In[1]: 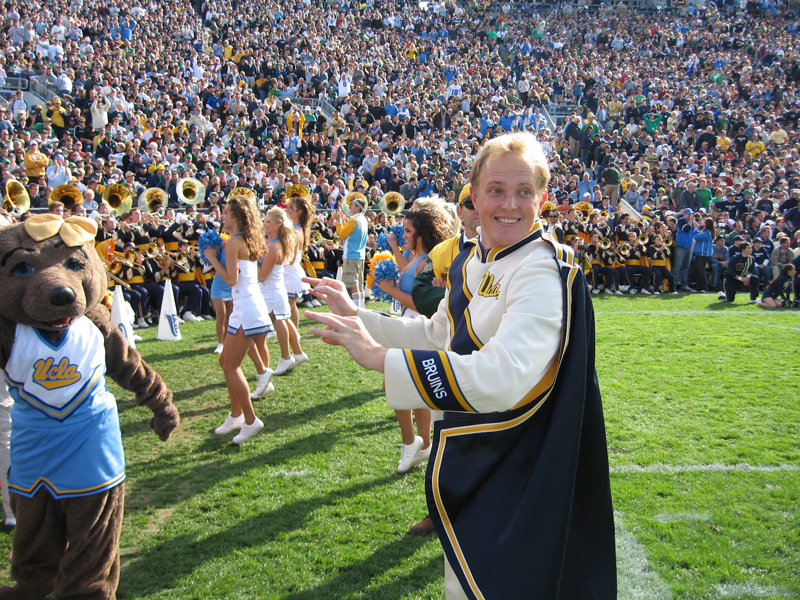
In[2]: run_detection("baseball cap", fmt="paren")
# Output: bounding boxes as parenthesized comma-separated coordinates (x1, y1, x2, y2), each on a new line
(458, 184, 472, 206)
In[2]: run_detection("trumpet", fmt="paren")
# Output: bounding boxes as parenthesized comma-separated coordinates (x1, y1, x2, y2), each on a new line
(619, 245, 631, 258)
(600, 238, 612, 250)
(663, 237, 673, 247)
(600, 210, 610, 219)
(638, 234, 649, 245)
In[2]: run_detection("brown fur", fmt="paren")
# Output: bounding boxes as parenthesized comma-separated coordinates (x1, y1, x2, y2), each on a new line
(0, 221, 179, 598)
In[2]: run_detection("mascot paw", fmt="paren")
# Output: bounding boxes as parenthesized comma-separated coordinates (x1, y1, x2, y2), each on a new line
(149, 405, 180, 441)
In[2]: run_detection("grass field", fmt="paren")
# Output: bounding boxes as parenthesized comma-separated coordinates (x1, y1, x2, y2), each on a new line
(0, 294, 798, 599)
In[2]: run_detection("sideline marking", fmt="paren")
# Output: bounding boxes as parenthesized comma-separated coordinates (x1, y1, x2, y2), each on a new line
(715, 583, 790, 597)
(753, 321, 800, 332)
(616, 511, 673, 600)
(611, 464, 800, 474)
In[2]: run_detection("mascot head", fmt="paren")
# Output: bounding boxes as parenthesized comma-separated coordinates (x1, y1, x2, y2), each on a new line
(0, 214, 105, 331)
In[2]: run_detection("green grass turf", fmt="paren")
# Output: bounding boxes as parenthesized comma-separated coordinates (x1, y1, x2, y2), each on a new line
(0, 294, 797, 599)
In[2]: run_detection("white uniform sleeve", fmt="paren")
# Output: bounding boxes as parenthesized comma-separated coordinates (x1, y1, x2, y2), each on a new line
(367, 254, 563, 414)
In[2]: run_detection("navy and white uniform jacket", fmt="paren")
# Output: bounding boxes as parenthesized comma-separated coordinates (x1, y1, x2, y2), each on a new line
(3, 316, 125, 498)
(357, 221, 616, 600)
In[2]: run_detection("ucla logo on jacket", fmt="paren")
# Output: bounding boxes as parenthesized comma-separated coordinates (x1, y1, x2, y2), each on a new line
(32, 357, 82, 389)
(477, 271, 503, 299)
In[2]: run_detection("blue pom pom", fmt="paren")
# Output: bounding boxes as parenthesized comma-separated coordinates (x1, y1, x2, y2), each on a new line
(376, 227, 406, 252)
(390, 225, 406, 248)
(371, 258, 399, 302)
(197, 230, 224, 267)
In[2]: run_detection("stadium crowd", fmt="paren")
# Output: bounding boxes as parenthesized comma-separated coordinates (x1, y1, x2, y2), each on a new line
(0, 0, 799, 306)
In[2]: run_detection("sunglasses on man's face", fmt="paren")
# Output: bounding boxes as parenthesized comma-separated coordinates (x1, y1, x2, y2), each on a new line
(462, 200, 474, 210)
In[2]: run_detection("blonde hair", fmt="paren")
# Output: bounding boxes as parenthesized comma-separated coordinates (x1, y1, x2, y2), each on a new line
(414, 195, 461, 238)
(266, 207, 297, 264)
(470, 132, 550, 200)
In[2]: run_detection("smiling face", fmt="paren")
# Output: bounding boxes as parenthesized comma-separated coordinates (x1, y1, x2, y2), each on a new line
(472, 152, 542, 249)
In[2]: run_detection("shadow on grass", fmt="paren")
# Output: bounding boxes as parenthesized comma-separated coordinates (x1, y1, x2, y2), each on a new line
(125, 429, 343, 512)
(119, 474, 413, 597)
(266, 387, 386, 428)
(138, 346, 218, 364)
(281, 541, 441, 600)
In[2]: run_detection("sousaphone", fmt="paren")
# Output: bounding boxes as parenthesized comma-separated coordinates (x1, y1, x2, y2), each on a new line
(2, 178, 30, 213)
(379, 191, 405, 216)
(177, 177, 205, 206)
(102, 184, 133, 215)
(137, 187, 168, 213)
(51, 184, 84, 211)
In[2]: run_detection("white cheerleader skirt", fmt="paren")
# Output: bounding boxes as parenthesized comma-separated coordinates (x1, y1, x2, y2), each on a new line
(227, 292, 274, 337)
(259, 280, 291, 320)
(284, 262, 309, 299)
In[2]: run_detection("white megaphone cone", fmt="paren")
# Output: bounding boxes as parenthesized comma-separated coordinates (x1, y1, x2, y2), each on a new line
(110, 285, 136, 349)
(157, 278, 181, 341)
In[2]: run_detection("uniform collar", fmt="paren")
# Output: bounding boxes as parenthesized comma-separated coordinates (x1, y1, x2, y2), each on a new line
(474, 220, 544, 264)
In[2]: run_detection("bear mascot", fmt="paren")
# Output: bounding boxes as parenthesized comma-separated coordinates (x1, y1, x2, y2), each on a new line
(0, 213, 179, 599)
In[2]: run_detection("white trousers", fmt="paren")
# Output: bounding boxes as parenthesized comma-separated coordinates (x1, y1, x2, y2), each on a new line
(0, 383, 14, 525)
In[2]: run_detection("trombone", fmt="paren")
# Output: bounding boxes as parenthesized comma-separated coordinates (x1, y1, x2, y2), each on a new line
(109, 248, 144, 273)
(144, 243, 190, 272)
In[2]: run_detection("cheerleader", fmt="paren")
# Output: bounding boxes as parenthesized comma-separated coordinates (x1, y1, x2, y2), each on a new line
(285, 191, 315, 329)
(203, 195, 273, 445)
(376, 203, 452, 473)
(209, 229, 233, 355)
(259, 207, 308, 376)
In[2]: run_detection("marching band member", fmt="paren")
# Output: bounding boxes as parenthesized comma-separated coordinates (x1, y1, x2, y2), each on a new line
(335, 192, 369, 308)
(118, 242, 151, 329)
(719, 241, 759, 303)
(171, 239, 211, 322)
(646, 234, 676, 294)
(561, 207, 584, 245)
(598, 239, 625, 294)
(304, 132, 615, 600)
(142, 242, 181, 317)
(259, 207, 308, 378)
(624, 231, 653, 295)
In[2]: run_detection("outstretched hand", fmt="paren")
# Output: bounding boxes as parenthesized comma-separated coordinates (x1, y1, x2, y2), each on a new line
(302, 276, 358, 317)
(305, 310, 387, 373)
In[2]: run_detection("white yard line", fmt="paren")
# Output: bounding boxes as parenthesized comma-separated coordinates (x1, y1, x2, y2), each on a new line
(611, 463, 800, 474)
(753, 321, 800, 332)
(616, 511, 673, 600)
(714, 583, 791, 597)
